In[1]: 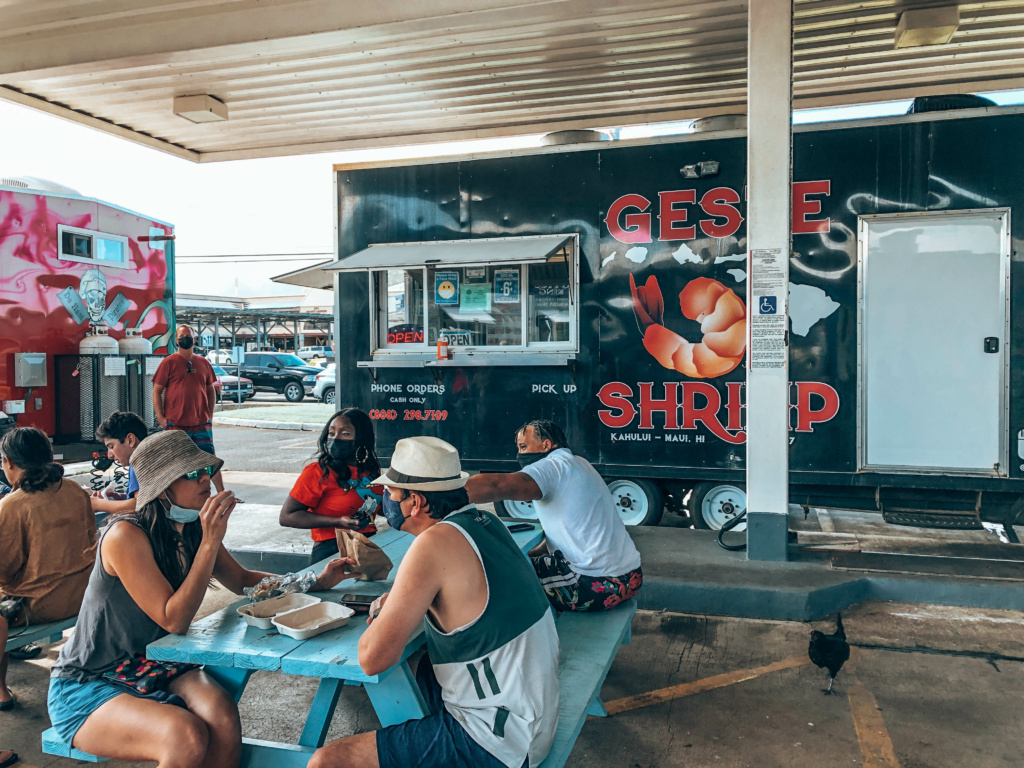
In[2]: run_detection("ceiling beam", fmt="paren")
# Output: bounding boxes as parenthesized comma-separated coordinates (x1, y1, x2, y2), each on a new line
(0, 85, 199, 162)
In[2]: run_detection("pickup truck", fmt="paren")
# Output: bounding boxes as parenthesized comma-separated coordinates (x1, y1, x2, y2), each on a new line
(239, 352, 322, 402)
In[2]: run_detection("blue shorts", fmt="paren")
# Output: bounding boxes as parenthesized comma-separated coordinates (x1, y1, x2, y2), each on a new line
(167, 423, 216, 455)
(47, 675, 125, 745)
(376, 658, 520, 768)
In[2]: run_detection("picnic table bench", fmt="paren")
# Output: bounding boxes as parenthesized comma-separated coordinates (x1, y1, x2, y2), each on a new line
(42, 520, 544, 767)
(539, 599, 637, 768)
(4, 616, 76, 654)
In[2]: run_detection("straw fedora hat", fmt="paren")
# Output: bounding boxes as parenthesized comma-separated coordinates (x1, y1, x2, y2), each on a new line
(372, 436, 469, 492)
(132, 430, 225, 508)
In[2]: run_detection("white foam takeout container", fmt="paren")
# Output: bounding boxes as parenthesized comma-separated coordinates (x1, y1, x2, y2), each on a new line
(237, 593, 322, 629)
(271, 602, 356, 640)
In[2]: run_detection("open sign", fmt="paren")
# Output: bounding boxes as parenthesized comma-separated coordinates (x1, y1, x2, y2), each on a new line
(387, 324, 423, 344)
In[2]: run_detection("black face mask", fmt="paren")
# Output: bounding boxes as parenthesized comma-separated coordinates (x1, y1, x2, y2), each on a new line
(517, 450, 553, 469)
(177, 336, 194, 350)
(326, 438, 356, 462)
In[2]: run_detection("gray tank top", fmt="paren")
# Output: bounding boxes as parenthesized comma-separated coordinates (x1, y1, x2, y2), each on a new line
(51, 517, 168, 681)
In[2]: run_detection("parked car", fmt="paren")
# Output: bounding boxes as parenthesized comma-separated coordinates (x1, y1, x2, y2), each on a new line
(313, 364, 336, 405)
(211, 364, 254, 402)
(206, 350, 237, 365)
(298, 345, 333, 361)
(239, 352, 322, 402)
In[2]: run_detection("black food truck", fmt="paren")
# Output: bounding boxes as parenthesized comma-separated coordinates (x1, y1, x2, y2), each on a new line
(324, 98, 1024, 534)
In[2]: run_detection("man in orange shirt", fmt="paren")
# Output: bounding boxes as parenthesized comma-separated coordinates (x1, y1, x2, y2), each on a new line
(152, 325, 225, 493)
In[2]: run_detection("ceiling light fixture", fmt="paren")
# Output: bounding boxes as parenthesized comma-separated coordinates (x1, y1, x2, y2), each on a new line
(895, 6, 959, 49)
(173, 94, 229, 123)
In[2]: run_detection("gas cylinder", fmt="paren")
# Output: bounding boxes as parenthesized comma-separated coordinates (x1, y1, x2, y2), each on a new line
(118, 329, 155, 426)
(79, 326, 121, 439)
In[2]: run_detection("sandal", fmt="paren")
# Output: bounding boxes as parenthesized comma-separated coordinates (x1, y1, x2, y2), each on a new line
(0, 749, 17, 767)
(0, 695, 14, 712)
(8, 643, 41, 660)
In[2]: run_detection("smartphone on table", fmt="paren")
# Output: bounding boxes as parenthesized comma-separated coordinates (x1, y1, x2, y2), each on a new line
(340, 594, 377, 613)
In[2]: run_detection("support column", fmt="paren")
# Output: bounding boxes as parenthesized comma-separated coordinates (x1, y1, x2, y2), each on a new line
(294, 320, 300, 352)
(745, 0, 792, 561)
(215, 317, 221, 351)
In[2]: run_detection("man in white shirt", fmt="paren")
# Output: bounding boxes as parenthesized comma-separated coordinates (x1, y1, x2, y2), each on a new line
(465, 420, 642, 612)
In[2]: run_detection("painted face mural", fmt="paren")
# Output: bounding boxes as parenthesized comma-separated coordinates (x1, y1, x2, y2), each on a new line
(79, 267, 108, 322)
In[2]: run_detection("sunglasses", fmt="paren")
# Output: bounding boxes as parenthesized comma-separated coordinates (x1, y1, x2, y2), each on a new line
(184, 465, 217, 481)
(186, 360, 193, 374)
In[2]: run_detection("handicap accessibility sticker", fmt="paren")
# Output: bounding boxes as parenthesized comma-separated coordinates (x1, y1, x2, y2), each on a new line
(759, 295, 777, 315)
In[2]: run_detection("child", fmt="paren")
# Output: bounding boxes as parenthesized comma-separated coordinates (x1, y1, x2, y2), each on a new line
(90, 412, 148, 516)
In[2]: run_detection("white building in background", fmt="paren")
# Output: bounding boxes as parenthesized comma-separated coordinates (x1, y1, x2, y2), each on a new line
(177, 287, 334, 353)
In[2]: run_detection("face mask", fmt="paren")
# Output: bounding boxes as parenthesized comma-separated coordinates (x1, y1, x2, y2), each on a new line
(518, 450, 553, 469)
(326, 438, 356, 462)
(382, 492, 407, 531)
(177, 336, 194, 350)
(163, 498, 200, 524)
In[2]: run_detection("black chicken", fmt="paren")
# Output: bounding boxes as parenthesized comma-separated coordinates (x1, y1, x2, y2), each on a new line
(808, 614, 850, 695)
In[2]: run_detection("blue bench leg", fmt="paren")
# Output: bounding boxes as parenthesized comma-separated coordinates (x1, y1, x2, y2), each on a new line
(298, 678, 344, 748)
(586, 695, 608, 718)
(204, 666, 254, 704)
(365, 661, 430, 727)
(49, 632, 65, 643)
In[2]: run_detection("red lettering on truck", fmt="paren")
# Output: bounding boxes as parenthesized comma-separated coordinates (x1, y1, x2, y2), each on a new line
(596, 380, 840, 442)
(604, 182, 831, 243)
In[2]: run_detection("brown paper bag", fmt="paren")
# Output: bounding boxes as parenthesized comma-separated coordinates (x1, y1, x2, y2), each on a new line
(335, 529, 394, 582)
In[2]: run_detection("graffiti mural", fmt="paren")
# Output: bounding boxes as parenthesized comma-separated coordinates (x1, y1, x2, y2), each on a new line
(0, 188, 174, 433)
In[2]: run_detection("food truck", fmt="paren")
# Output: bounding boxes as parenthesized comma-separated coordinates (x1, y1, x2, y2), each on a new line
(325, 99, 1024, 531)
(0, 178, 174, 446)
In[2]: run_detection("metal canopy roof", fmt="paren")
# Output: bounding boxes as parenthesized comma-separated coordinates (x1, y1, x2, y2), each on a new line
(2, 0, 1023, 163)
(327, 235, 573, 273)
(273, 260, 338, 291)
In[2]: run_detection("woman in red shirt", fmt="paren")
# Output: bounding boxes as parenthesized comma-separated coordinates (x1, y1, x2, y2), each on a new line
(279, 408, 384, 565)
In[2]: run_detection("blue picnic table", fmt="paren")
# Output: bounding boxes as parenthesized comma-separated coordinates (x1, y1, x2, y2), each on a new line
(146, 521, 544, 768)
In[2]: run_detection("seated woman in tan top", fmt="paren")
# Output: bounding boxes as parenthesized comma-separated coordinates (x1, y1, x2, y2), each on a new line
(0, 427, 97, 711)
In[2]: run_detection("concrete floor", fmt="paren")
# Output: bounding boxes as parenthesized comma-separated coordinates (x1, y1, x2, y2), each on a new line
(5, 601, 1024, 767)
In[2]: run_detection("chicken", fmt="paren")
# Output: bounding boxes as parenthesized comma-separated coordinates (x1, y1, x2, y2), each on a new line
(808, 614, 850, 695)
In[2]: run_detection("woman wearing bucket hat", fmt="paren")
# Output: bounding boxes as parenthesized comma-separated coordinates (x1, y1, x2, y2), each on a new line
(309, 437, 559, 768)
(46, 430, 356, 767)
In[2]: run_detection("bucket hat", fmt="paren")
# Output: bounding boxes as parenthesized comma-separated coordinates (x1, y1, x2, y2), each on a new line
(372, 436, 468, 492)
(132, 430, 224, 508)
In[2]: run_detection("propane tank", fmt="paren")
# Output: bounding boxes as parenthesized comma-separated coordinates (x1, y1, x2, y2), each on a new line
(117, 328, 151, 355)
(118, 329, 155, 426)
(79, 326, 121, 440)
(79, 325, 119, 355)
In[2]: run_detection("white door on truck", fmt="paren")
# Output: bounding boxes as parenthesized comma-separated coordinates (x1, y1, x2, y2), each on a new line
(859, 209, 1009, 474)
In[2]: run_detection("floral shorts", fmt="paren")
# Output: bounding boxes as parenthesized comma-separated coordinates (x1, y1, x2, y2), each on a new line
(530, 550, 642, 612)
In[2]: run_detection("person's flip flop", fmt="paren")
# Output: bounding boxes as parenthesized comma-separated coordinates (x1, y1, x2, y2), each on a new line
(0, 748, 18, 767)
(0, 695, 15, 712)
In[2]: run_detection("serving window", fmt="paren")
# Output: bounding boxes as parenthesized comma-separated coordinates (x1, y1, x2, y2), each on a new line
(362, 235, 578, 359)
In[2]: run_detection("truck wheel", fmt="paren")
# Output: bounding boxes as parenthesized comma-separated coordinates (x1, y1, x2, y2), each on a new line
(689, 482, 747, 531)
(322, 387, 336, 405)
(607, 479, 663, 526)
(283, 382, 305, 402)
(494, 499, 537, 519)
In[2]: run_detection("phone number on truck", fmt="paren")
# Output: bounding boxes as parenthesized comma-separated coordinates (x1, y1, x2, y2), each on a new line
(369, 409, 448, 421)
